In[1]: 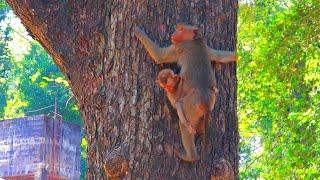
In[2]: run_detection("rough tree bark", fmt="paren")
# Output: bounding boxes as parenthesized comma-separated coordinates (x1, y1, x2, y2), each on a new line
(7, 0, 238, 179)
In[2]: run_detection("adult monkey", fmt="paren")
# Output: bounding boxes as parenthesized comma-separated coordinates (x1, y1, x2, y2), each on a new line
(134, 23, 237, 162)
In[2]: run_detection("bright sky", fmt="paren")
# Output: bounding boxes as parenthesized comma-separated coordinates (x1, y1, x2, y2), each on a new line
(1, 11, 33, 62)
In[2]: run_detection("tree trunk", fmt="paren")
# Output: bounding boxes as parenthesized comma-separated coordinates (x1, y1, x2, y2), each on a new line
(7, 0, 238, 179)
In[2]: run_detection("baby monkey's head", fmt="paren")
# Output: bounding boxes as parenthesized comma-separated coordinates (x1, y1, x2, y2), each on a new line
(156, 69, 181, 93)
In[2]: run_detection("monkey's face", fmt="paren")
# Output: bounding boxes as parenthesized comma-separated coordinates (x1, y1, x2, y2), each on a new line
(156, 70, 180, 92)
(157, 77, 168, 89)
(165, 76, 180, 92)
(171, 24, 199, 44)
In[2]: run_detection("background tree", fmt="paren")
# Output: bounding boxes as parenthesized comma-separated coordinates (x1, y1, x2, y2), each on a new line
(7, 1, 238, 179)
(0, 1, 12, 117)
(238, 0, 320, 178)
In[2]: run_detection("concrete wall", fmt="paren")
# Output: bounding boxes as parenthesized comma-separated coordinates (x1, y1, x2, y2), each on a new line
(0, 115, 81, 180)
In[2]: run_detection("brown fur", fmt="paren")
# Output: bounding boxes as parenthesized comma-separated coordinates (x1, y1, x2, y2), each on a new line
(134, 24, 233, 162)
(156, 69, 196, 134)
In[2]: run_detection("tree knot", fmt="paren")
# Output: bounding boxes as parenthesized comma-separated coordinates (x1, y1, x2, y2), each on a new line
(210, 158, 234, 180)
(104, 142, 129, 180)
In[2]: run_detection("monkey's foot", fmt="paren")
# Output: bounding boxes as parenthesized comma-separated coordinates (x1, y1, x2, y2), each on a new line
(164, 143, 200, 162)
(187, 124, 196, 135)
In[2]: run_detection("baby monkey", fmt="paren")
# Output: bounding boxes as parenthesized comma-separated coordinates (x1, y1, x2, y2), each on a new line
(156, 68, 218, 162)
(156, 69, 196, 134)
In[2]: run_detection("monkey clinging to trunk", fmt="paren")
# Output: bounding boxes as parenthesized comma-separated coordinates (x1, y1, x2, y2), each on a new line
(156, 69, 196, 135)
(134, 23, 236, 162)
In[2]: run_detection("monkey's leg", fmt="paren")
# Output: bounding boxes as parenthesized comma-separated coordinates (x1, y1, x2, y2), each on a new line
(209, 86, 218, 111)
(197, 87, 217, 160)
(197, 95, 212, 161)
(164, 122, 199, 162)
(197, 119, 205, 135)
(178, 121, 200, 162)
(175, 101, 196, 134)
(201, 115, 209, 161)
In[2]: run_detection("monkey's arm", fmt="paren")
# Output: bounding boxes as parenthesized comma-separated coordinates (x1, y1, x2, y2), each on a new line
(134, 27, 177, 64)
(206, 46, 237, 63)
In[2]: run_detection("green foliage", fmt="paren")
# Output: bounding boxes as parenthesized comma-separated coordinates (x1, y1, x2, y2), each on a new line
(0, 10, 81, 124)
(80, 138, 88, 179)
(17, 42, 82, 124)
(0, 2, 12, 117)
(0, 0, 7, 9)
(238, 0, 320, 178)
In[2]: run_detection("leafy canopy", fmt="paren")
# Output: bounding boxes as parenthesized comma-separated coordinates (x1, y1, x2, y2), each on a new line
(238, 0, 320, 178)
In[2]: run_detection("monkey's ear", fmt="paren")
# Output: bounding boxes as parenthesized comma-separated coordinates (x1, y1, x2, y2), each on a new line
(192, 27, 199, 34)
(192, 27, 201, 39)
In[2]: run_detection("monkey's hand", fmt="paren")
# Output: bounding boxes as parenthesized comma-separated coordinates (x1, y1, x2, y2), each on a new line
(133, 27, 146, 38)
(230, 53, 238, 61)
(187, 124, 196, 135)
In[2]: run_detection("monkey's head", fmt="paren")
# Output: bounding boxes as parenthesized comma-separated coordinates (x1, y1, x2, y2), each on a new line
(171, 23, 200, 44)
(156, 69, 181, 92)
